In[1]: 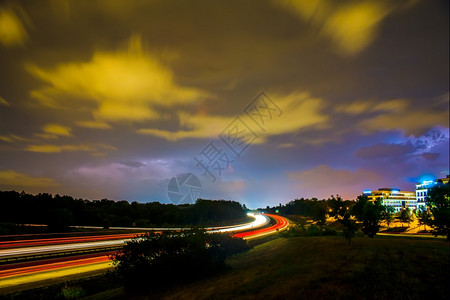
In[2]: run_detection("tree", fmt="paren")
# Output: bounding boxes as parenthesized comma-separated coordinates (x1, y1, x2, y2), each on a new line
(46, 208, 74, 232)
(417, 209, 432, 231)
(328, 195, 357, 245)
(110, 229, 250, 290)
(328, 195, 348, 218)
(352, 195, 384, 238)
(425, 181, 450, 241)
(341, 213, 357, 245)
(352, 194, 369, 221)
(311, 201, 327, 228)
(360, 198, 384, 238)
(381, 206, 395, 228)
(398, 208, 412, 227)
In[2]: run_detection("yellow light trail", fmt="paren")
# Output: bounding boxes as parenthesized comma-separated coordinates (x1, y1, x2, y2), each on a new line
(0, 257, 112, 289)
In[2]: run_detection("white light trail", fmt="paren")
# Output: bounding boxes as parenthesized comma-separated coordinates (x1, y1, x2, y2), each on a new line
(209, 213, 269, 233)
(0, 239, 129, 259)
(0, 213, 269, 259)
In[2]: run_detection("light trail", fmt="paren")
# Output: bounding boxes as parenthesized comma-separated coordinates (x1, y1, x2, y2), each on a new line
(0, 256, 111, 289)
(209, 213, 270, 233)
(0, 255, 110, 278)
(234, 213, 289, 239)
(0, 239, 129, 259)
(71, 214, 260, 231)
(0, 233, 141, 249)
(0, 213, 266, 260)
(0, 213, 280, 290)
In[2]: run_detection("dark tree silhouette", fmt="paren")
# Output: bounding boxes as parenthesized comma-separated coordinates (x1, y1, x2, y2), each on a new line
(425, 181, 450, 241)
(0, 191, 247, 233)
(381, 206, 395, 228)
(328, 195, 357, 245)
(417, 209, 432, 231)
(359, 198, 384, 238)
(110, 229, 250, 290)
(398, 208, 413, 227)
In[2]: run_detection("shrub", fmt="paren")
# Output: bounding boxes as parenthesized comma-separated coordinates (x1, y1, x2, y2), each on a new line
(110, 228, 250, 291)
(306, 224, 323, 236)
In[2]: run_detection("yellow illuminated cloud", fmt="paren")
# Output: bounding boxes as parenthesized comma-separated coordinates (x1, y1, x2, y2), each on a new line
(263, 92, 328, 137)
(138, 113, 232, 141)
(0, 134, 31, 143)
(336, 98, 409, 115)
(25, 143, 116, 154)
(34, 133, 59, 140)
(0, 135, 13, 142)
(323, 2, 390, 55)
(0, 8, 28, 47)
(26, 144, 92, 153)
(0, 170, 59, 187)
(276, 0, 401, 55)
(361, 110, 449, 136)
(339, 98, 449, 136)
(42, 124, 72, 136)
(27, 35, 208, 122)
(76, 120, 112, 129)
(138, 92, 328, 142)
(0, 96, 10, 106)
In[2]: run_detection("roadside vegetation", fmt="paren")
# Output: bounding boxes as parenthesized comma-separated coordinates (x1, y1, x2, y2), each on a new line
(110, 229, 250, 291)
(0, 181, 448, 299)
(146, 235, 449, 300)
(2, 233, 448, 300)
(0, 190, 248, 233)
(269, 180, 450, 243)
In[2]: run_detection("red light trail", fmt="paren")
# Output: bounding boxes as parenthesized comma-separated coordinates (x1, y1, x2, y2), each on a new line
(0, 214, 288, 290)
(234, 213, 288, 238)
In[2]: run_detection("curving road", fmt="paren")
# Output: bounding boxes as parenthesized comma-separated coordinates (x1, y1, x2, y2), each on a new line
(0, 213, 288, 291)
(0, 233, 141, 249)
(234, 213, 289, 239)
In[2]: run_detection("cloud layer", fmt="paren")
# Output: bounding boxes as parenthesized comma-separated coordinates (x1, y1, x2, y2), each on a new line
(0, 1, 448, 207)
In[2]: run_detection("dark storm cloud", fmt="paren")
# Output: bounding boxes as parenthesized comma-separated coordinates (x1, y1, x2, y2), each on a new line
(355, 142, 416, 159)
(119, 161, 146, 168)
(420, 153, 440, 161)
(0, 0, 448, 206)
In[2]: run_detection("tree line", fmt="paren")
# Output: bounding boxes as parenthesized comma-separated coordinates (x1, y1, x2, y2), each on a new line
(267, 181, 450, 244)
(111, 228, 250, 291)
(0, 190, 247, 232)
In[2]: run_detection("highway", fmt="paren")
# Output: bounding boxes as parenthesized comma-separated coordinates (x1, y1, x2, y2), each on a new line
(0, 213, 288, 291)
(0, 233, 140, 249)
(235, 213, 289, 239)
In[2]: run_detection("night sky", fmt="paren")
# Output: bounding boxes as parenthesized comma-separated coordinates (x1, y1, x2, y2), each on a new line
(0, 0, 448, 208)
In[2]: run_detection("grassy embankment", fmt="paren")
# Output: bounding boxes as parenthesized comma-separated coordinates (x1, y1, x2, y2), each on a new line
(2, 227, 449, 299)
(143, 235, 449, 300)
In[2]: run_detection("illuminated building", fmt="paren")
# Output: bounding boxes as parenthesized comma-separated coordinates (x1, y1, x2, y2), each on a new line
(363, 188, 416, 212)
(415, 175, 450, 211)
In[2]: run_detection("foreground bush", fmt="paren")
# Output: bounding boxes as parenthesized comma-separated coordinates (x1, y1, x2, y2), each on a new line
(110, 229, 250, 290)
(282, 224, 337, 237)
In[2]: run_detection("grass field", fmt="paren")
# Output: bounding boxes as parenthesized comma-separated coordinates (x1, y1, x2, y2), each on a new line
(2, 234, 449, 299)
(136, 235, 450, 300)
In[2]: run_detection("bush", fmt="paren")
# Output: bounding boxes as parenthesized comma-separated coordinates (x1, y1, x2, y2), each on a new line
(281, 224, 337, 238)
(110, 228, 250, 291)
(322, 227, 338, 236)
(61, 285, 85, 299)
